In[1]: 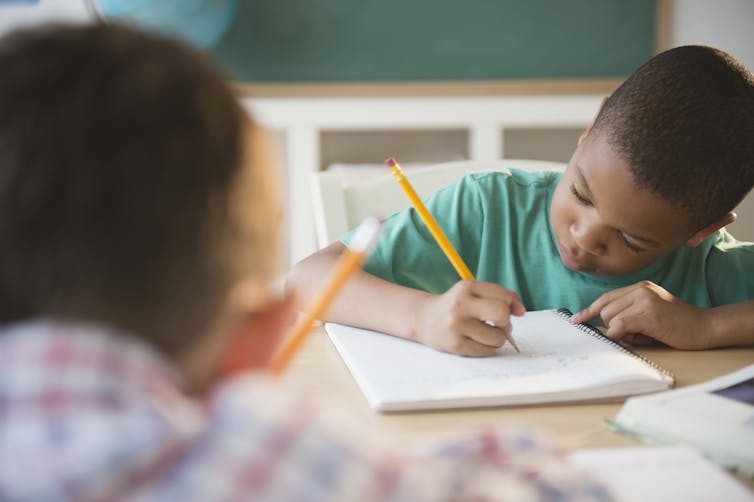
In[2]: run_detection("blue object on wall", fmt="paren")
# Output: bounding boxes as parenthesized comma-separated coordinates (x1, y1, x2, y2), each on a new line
(89, 0, 238, 49)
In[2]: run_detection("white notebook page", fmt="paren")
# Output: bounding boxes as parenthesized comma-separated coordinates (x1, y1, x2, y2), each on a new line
(326, 310, 673, 410)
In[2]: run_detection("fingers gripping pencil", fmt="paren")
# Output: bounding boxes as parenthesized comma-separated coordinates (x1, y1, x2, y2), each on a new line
(385, 157, 520, 353)
(269, 217, 382, 374)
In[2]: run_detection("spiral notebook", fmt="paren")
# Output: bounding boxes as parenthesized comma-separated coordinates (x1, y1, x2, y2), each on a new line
(325, 309, 675, 411)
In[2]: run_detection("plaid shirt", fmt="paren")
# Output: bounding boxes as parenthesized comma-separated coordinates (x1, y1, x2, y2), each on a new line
(0, 321, 613, 501)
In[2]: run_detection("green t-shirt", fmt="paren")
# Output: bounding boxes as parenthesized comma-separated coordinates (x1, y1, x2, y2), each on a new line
(341, 167, 754, 313)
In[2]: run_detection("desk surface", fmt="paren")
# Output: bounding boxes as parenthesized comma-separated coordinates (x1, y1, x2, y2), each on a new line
(281, 328, 754, 487)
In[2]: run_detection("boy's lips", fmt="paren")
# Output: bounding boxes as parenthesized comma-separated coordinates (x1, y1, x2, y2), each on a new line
(558, 242, 590, 272)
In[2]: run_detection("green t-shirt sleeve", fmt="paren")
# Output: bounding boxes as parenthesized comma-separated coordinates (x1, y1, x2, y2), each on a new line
(339, 174, 485, 294)
(705, 232, 754, 305)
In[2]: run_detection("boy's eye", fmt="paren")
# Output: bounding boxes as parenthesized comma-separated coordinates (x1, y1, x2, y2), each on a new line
(569, 183, 646, 253)
(570, 184, 592, 206)
(617, 231, 646, 253)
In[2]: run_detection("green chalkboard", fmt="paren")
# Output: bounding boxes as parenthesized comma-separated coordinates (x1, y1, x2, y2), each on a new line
(211, 0, 657, 82)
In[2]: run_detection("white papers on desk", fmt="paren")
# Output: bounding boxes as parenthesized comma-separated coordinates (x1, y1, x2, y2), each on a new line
(570, 446, 753, 502)
(611, 364, 754, 475)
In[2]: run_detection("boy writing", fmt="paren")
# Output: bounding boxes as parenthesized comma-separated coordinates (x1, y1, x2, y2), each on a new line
(0, 25, 610, 501)
(290, 45, 754, 355)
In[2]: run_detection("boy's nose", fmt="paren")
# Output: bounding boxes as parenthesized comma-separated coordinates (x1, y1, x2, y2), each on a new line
(570, 219, 608, 256)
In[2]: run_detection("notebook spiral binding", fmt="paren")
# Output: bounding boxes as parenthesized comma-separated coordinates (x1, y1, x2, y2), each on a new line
(555, 308, 675, 382)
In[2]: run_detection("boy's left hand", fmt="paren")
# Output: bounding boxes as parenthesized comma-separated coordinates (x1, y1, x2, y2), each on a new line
(571, 281, 712, 350)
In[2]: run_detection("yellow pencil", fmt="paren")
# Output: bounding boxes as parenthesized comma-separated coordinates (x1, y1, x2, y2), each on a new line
(386, 157, 520, 353)
(269, 217, 382, 374)
(386, 157, 473, 280)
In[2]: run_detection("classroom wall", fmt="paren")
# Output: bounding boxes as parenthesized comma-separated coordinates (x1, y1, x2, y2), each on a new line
(668, 0, 754, 69)
(0, 0, 89, 36)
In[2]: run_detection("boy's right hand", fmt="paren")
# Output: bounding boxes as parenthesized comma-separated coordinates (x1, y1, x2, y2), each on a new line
(413, 280, 526, 356)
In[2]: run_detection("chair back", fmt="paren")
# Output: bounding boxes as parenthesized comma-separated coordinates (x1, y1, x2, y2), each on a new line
(311, 159, 566, 248)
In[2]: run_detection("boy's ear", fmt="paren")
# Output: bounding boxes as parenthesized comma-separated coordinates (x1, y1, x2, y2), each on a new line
(216, 293, 296, 380)
(684, 212, 737, 247)
(578, 95, 609, 146)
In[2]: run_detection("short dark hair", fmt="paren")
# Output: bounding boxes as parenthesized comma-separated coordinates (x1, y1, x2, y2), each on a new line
(592, 45, 754, 230)
(0, 24, 245, 353)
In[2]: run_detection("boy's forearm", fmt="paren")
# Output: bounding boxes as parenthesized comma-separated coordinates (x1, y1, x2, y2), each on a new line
(286, 243, 430, 340)
(326, 268, 432, 340)
(707, 300, 754, 347)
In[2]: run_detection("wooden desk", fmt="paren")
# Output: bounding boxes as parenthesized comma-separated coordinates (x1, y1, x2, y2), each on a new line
(281, 328, 754, 488)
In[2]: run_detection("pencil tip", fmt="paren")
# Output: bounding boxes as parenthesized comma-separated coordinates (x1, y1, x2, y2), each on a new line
(385, 157, 397, 167)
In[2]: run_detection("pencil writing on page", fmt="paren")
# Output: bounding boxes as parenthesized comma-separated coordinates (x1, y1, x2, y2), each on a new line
(269, 217, 382, 374)
(385, 157, 520, 353)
